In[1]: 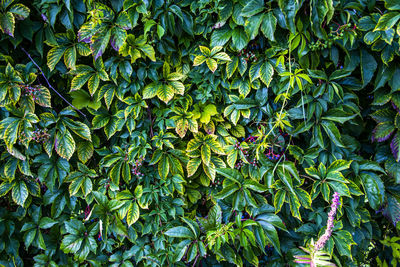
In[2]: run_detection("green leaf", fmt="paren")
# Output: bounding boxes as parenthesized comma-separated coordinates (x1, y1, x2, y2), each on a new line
(4, 118, 20, 150)
(91, 29, 111, 60)
(322, 108, 356, 124)
(232, 28, 249, 51)
(187, 158, 201, 177)
(243, 180, 268, 192)
(333, 230, 356, 259)
(157, 84, 174, 103)
(226, 57, 239, 78)
(158, 155, 170, 179)
(373, 122, 395, 142)
(374, 12, 400, 31)
(213, 52, 231, 61)
(12, 180, 28, 206)
(386, 0, 400, 10)
(77, 141, 94, 164)
(359, 49, 377, 88)
(241, 0, 265, 17)
(55, 129, 76, 160)
(39, 217, 58, 229)
(127, 202, 139, 226)
(0, 12, 15, 37)
(211, 28, 232, 47)
(260, 62, 274, 86)
(329, 181, 350, 197)
(215, 183, 239, 199)
(261, 12, 277, 41)
(274, 190, 286, 213)
(244, 14, 263, 40)
(360, 172, 385, 210)
(216, 168, 242, 183)
(327, 160, 351, 173)
(249, 62, 262, 82)
(321, 120, 345, 147)
(47, 46, 67, 71)
(64, 47, 77, 70)
(142, 83, 159, 99)
(165, 226, 195, 239)
(34, 86, 51, 107)
(9, 4, 30, 19)
(138, 44, 156, 61)
(206, 58, 218, 72)
(193, 55, 207, 66)
(63, 119, 91, 141)
(199, 46, 211, 56)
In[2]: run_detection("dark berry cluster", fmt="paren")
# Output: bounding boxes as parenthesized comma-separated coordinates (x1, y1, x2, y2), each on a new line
(266, 147, 281, 161)
(238, 49, 257, 62)
(19, 129, 50, 144)
(211, 177, 222, 188)
(105, 179, 110, 191)
(234, 142, 249, 157)
(131, 157, 144, 177)
(235, 159, 245, 169)
(84, 205, 91, 219)
(20, 85, 42, 101)
(250, 158, 258, 167)
(241, 211, 253, 220)
(243, 135, 258, 144)
(248, 42, 261, 51)
(233, 135, 260, 169)
(266, 129, 289, 161)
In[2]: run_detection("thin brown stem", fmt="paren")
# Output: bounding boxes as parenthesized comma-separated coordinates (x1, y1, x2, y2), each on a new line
(21, 48, 87, 119)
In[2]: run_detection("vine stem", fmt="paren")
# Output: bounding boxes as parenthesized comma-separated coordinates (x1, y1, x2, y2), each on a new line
(260, 39, 293, 148)
(192, 243, 209, 267)
(21, 48, 87, 119)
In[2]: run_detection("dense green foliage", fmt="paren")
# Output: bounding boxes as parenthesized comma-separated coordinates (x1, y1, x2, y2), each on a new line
(0, 0, 400, 266)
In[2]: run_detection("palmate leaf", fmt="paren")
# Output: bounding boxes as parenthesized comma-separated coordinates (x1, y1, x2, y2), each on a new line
(12, 180, 29, 206)
(0, 12, 15, 37)
(34, 86, 51, 107)
(176, 119, 189, 138)
(91, 29, 111, 60)
(142, 82, 159, 99)
(55, 129, 76, 160)
(77, 141, 94, 163)
(193, 55, 207, 66)
(373, 121, 395, 142)
(138, 44, 156, 61)
(260, 61, 274, 86)
(126, 202, 139, 226)
(9, 4, 30, 19)
(206, 58, 218, 72)
(391, 132, 400, 161)
(158, 155, 170, 179)
(261, 12, 277, 41)
(3, 118, 20, 150)
(157, 84, 175, 103)
(64, 47, 77, 70)
(165, 226, 195, 239)
(187, 157, 201, 177)
(47, 47, 67, 71)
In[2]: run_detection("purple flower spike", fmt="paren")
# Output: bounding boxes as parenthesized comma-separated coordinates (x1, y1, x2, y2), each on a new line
(314, 192, 340, 252)
(41, 13, 48, 22)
